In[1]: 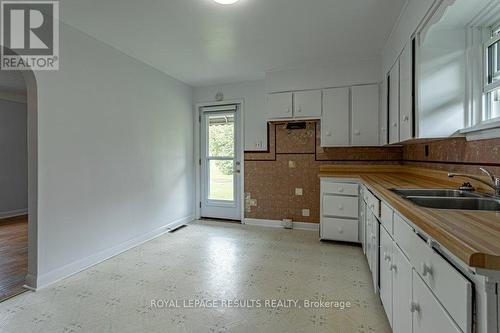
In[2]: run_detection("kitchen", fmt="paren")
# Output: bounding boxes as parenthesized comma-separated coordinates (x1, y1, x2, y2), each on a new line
(0, 0, 499, 332)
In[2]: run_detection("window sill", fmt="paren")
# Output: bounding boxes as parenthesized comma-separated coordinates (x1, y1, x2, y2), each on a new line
(460, 119, 500, 141)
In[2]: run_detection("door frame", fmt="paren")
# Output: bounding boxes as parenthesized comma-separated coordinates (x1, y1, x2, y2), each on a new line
(194, 99, 245, 222)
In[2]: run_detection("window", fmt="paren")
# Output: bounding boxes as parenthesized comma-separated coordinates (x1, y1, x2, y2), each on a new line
(484, 31, 500, 121)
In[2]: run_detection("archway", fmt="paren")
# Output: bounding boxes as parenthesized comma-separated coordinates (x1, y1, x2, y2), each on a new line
(0, 48, 38, 295)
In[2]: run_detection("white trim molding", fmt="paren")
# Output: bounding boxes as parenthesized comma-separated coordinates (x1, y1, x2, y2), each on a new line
(0, 209, 28, 219)
(34, 215, 195, 289)
(244, 218, 319, 231)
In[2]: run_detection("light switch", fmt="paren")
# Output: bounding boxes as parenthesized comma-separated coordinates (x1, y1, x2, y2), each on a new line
(302, 209, 310, 217)
(288, 160, 296, 168)
(295, 188, 303, 196)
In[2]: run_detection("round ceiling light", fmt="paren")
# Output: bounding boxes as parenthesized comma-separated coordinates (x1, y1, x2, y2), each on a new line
(213, 0, 240, 4)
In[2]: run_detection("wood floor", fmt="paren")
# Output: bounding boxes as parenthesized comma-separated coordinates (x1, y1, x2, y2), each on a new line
(0, 215, 28, 301)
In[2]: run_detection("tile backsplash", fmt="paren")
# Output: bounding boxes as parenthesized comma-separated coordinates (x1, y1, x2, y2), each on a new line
(244, 122, 500, 223)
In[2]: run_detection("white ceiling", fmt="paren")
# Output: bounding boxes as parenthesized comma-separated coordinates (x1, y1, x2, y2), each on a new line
(60, 0, 405, 87)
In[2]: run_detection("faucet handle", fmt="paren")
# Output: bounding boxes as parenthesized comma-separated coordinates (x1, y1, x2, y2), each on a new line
(480, 167, 496, 183)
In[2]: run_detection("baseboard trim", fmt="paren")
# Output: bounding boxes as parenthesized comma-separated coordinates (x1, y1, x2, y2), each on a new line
(0, 209, 28, 219)
(243, 218, 319, 231)
(35, 215, 195, 289)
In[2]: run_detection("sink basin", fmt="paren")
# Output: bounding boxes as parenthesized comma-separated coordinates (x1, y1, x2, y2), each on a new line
(405, 197, 500, 211)
(391, 188, 482, 198)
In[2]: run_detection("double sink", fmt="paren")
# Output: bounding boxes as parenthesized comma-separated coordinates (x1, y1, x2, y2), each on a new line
(391, 189, 500, 211)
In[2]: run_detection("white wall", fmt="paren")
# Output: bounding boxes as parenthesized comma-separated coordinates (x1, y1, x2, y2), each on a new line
(266, 59, 382, 93)
(193, 80, 267, 151)
(32, 23, 195, 286)
(0, 98, 27, 217)
(418, 28, 466, 137)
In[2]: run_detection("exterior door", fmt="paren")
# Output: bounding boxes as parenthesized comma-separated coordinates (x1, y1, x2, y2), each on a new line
(200, 105, 242, 220)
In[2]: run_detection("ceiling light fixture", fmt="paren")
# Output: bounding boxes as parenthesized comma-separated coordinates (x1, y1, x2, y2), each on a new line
(213, 0, 240, 5)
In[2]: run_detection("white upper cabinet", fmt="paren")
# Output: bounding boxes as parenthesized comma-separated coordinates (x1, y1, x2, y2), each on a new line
(321, 87, 350, 147)
(294, 90, 322, 119)
(399, 42, 413, 142)
(389, 61, 400, 144)
(351, 84, 380, 146)
(266, 92, 293, 119)
(266, 90, 321, 120)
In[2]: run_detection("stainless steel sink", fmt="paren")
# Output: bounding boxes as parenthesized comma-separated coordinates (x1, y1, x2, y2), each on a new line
(391, 188, 482, 198)
(391, 188, 500, 211)
(405, 197, 500, 211)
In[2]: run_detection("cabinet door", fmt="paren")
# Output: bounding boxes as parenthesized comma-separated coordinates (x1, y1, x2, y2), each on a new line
(399, 42, 413, 142)
(266, 92, 292, 119)
(321, 87, 349, 147)
(379, 226, 393, 325)
(351, 84, 380, 146)
(370, 216, 379, 291)
(359, 198, 366, 252)
(389, 61, 400, 144)
(412, 271, 462, 333)
(392, 244, 413, 333)
(294, 90, 322, 118)
(365, 212, 373, 271)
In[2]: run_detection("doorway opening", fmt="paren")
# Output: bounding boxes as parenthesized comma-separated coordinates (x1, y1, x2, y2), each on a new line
(0, 60, 38, 300)
(198, 103, 243, 221)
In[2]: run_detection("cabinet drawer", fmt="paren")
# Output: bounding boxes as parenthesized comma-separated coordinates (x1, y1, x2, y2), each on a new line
(393, 214, 415, 260)
(380, 202, 394, 235)
(321, 217, 358, 242)
(366, 191, 380, 217)
(323, 195, 359, 218)
(412, 233, 472, 333)
(322, 182, 359, 196)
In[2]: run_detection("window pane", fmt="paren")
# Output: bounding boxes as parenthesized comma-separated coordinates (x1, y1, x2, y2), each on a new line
(487, 88, 500, 120)
(208, 113, 234, 157)
(487, 39, 500, 85)
(208, 160, 234, 201)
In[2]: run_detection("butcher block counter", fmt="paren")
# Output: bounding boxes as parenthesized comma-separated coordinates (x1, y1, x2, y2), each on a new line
(319, 164, 500, 270)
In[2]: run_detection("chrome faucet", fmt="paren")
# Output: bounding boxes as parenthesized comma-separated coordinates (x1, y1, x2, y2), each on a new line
(448, 167, 500, 196)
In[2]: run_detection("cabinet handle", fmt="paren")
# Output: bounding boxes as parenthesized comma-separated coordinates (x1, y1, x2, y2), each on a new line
(354, 130, 361, 136)
(421, 262, 432, 277)
(338, 187, 344, 193)
(403, 115, 409, 122)
(384, 252, 391, 261)
(286, 108, 290, 113)
(390, 264, 397, 271)
(325, 131, 332, 137)
(392, 122, 398, 127)
(297, 107, 302, 113)
(409, 300, 420, 313)
(338, 227, 343, 234)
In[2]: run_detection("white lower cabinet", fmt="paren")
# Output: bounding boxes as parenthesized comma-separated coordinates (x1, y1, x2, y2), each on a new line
(355, 185, 474, 333)
(412, 270, 462, 333)
(320, 179, 359, 242)
(379, 225, 393, 325)
(392, 243, 413, 333)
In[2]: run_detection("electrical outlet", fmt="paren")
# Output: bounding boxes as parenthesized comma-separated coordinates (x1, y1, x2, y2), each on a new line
(302, 209, 310, 217)
(250, 199, 257, 207)
(255, 140, 263, 149)
(288, 160, 296, 168)
(295, 188, 303, 196)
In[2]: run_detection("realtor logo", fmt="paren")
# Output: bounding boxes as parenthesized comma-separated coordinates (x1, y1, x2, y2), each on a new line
(1, 0, 59, 70)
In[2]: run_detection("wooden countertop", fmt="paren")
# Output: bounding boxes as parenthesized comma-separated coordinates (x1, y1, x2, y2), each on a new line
(319, 165, 500, 270)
